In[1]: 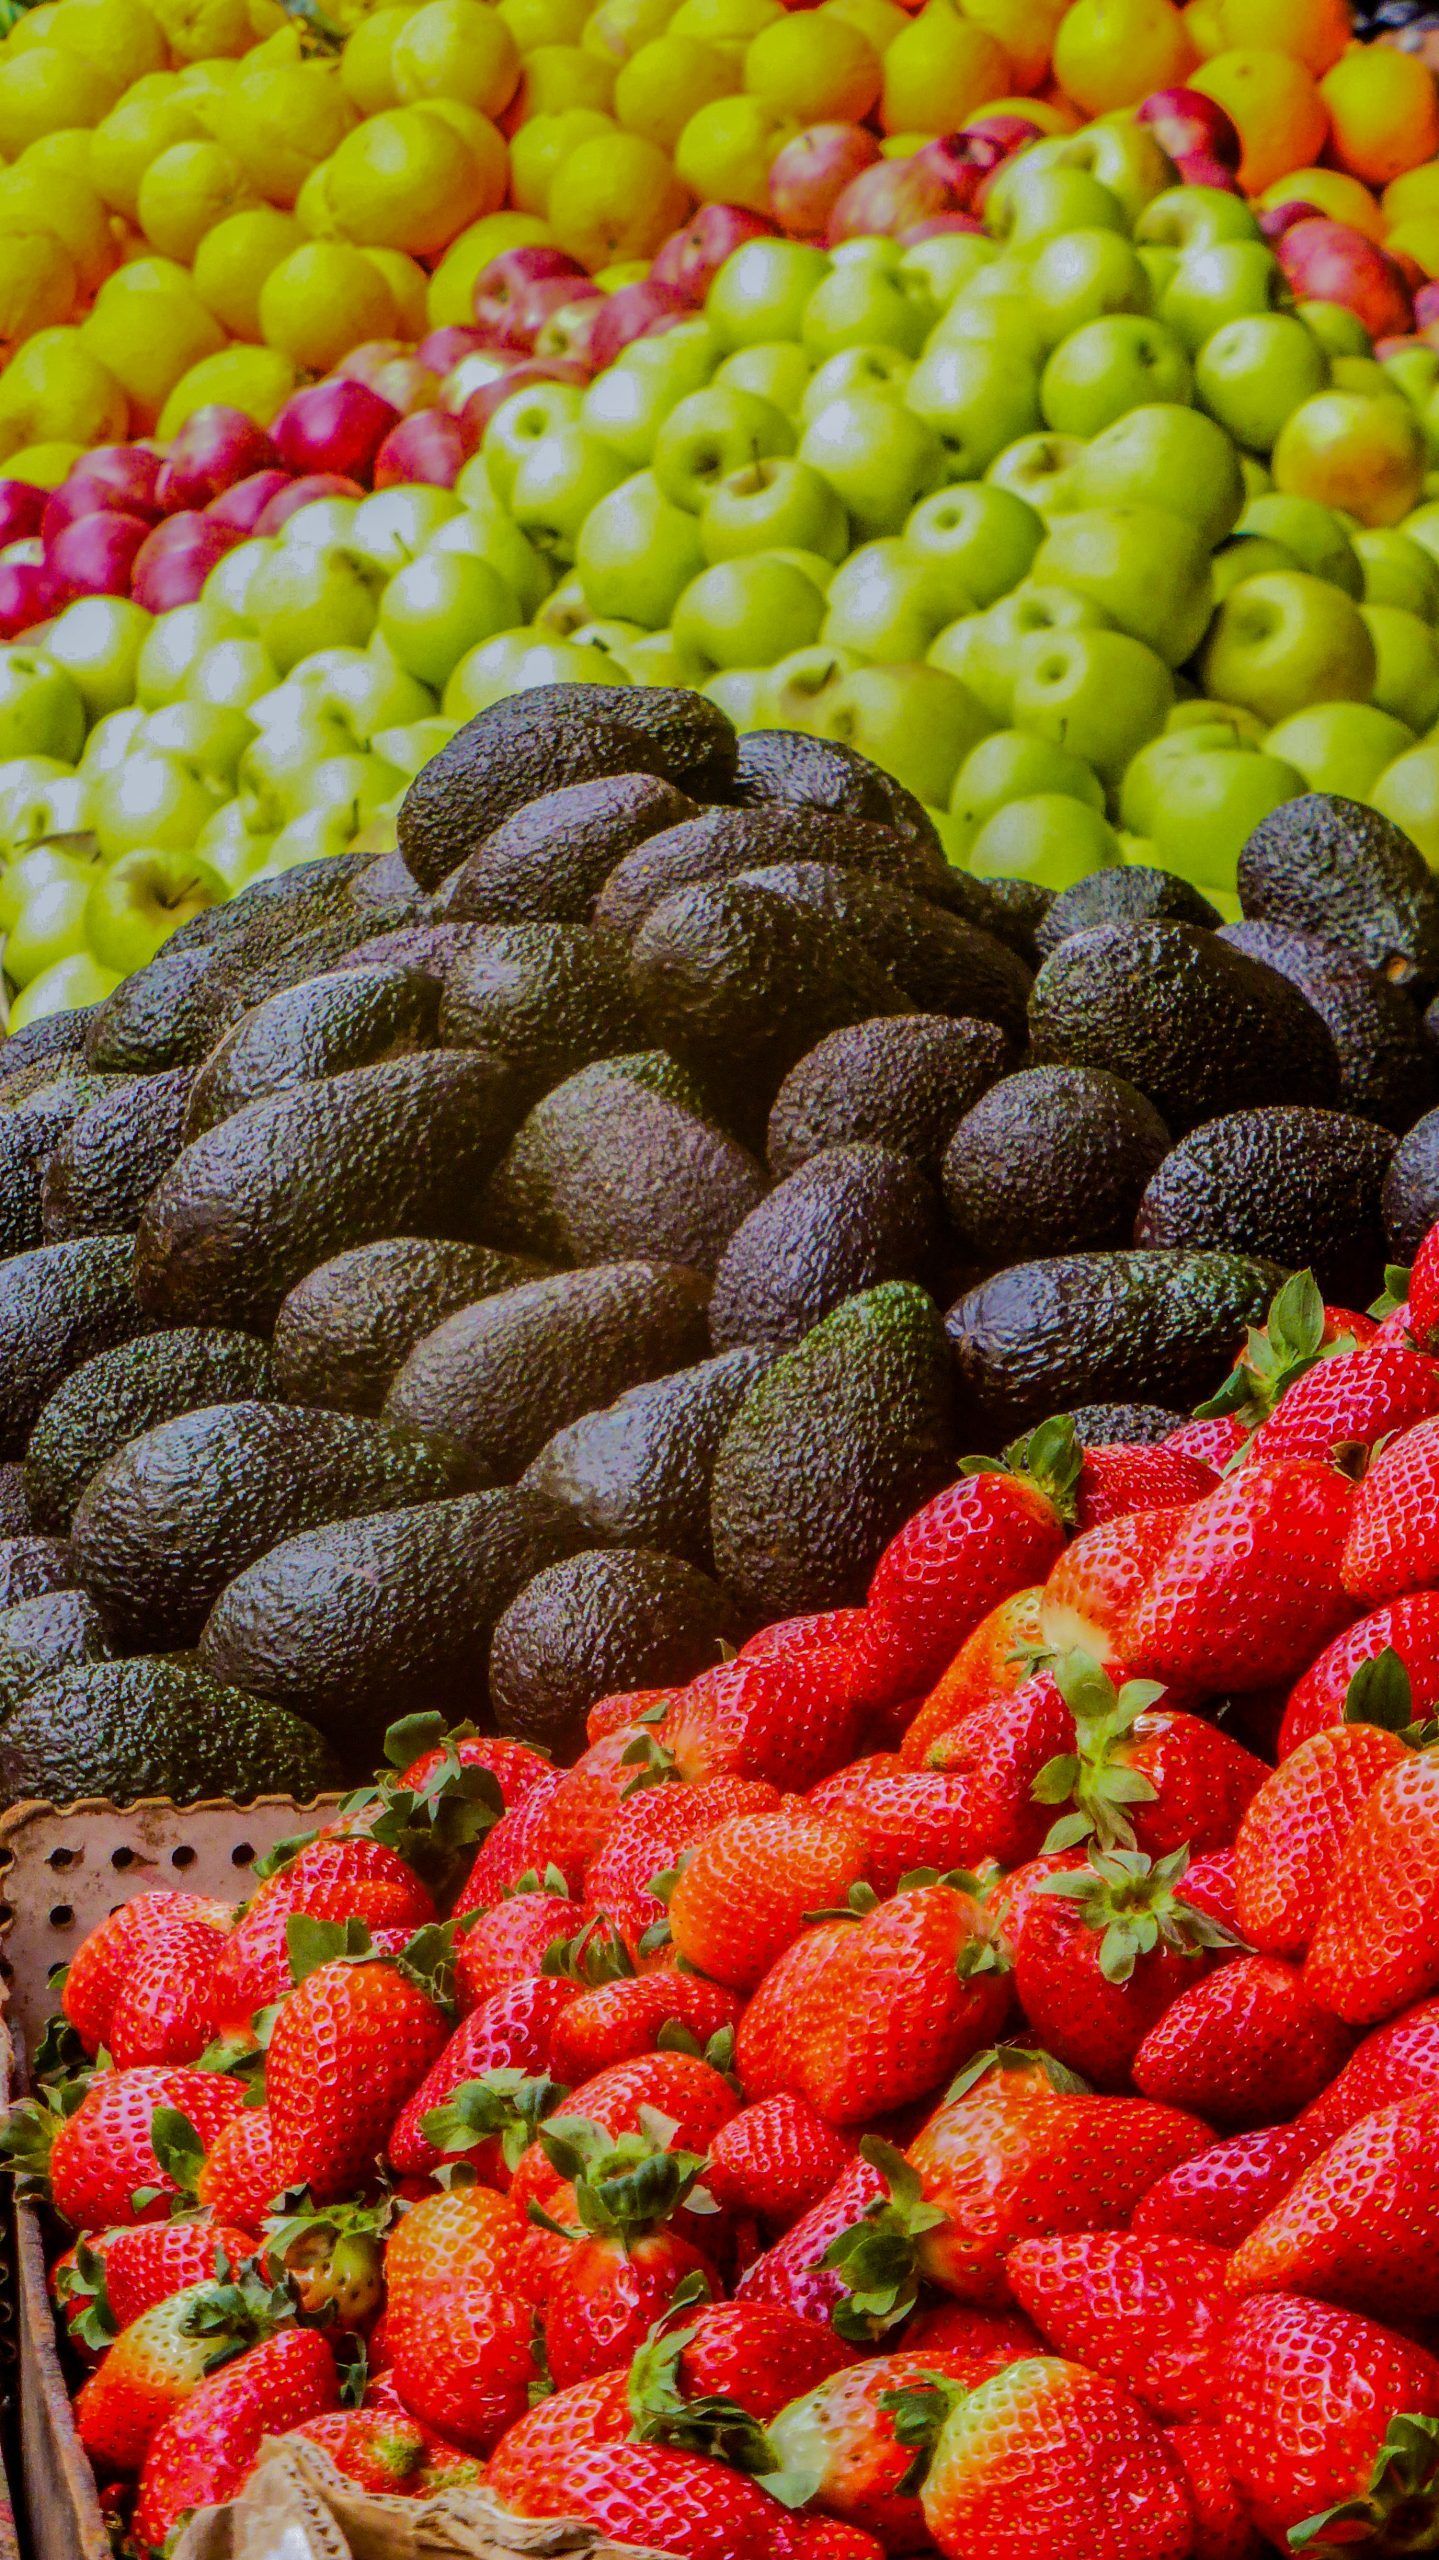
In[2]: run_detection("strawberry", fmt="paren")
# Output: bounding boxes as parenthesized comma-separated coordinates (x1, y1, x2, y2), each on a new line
(537, 2120, 719, 2391)
(1301, 1996, 1439, 2143)
(705, 2095, 859, 2229)
(896, 1585, 1046, 1771)
(1411, 1220, 1439, 1351)
(736, 2156, 890, 2330)
(131, 2326, 338, 2554)
(1236, 1670, 1417, 1960)
(862, 1419, 1077, 1696)
(1218, 2292, 1439, 2552)
(3, 2067, 247, 2232)
(583, 1775, 780, 1953)
(507, 2050, 739, 2228)
(916, 2355, 1195, 2560)
(1132, 1954, 1354, 2126)
(263, 2194, 390, 2332)
(807, 1759, 982, 1896)
(1193, 1275, 1374, 1434)
(458, 1743, 630, 1907)
(383, 2183, 543, 2452)
(485, 2369, 632, 2486)
(1027, 1652, 1267, 1861)
(454, 1887, 582, 2011)
(901, 2302, 1044, 2360)
(107, 1919, 229, 2071)
(265, 1926, 451, 2201)
(195, 2106, 280, 2233)
(63, 1894, 231, 2056)
(394, 1728, 550, 1806)
(1120, 1456, 1356, 1692)
(1303, 1748, 1439, 2022)
(1226, 2090, 1439, 2318)
(210, 1838, 435, 2036)
(96, 2220, 260, 2337)
(667, 1805, 873, 1991)
(1279, 1591, 1439, 1755)
(1074, 1439, 1218, 1529)
(489, 2431, 785, 2560)
(1161, 2421, 1262, 2560)
(74, 2260, 285, 2474)
(1165, 1417, 1248, 1469)
(631, 2297, 855, 2428)
(1035, 1507, 1192, 1664)
(1246, 1343, 1439, 1465)
(999, 1845, 1232, 2089)
(773, 2520, 885, 2560)
(766, 2344, 1031, 2551)
(918, 1669, 1074, 1862)
(1178, 1849, 1240, 1936)
(1005, 2233, 1234, 2424)
(1130, 2119, 1329, 2250)
(387, 1977, 575, 2174)
(631, 1645, 867, 1795)
(1343, 1413, 1439, 1603)
(735, 1876, 1012, 2129)
(550, 1964, 742, 2084)
(589, 1687, 683, 1744)
(284, 2406, 429, 2496)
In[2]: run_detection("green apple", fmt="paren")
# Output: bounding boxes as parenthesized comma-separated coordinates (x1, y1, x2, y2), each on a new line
(203, 537, 276, 620)
(533, 572, 590, 638)
(948, 726, 1104, 851)
(1273, 387, 1426, 531)
(1200, 569, 1377, 728)
(819, 540, 957, 662)
(291, 749, 405, 823)
(279, 496, 361, 559)
(672, 553, 826, 669)
(703, 668, 772, 729)
(181, 637, 281, 713)
(905, 340, 1043, 476)
(1264, 701, 1416, 800)
(239, 706, 357, 819)
(970, 791, 1122, 888)
(1373, 744, 1439, 860)
(1299, 299, 1371, 358)
(247, 544, 386, 674)
(799, 393, 944, 540)
(803, 660, 992, 807)
(453, 635, 630, 716)
(1194, 314, 1330, 453)
(988, 164, 1126, 251)
(570, 471, 703, 628)
(0, 764, 89, 855)
(1166, 696, 1269, 743)
(903, 484, 1040, 612)
(1027, 228, 1151, 349)
(1159, 241, 1288, 354)
(1209, 534, 1301, 602)
(4, 867, 96, 986)
(0, 651, 86, 766)
(6, 951, 119, 1030)
(714, 340, 813, 413)
(1121, 726, 1255, 831)
(698, 457, 848, 567)
(1240, 456, 1274, 499)
(985, 433, 1085, 517)
(195, 798, 273, 887)
(707, 238, 831, 349)
(0, 837, 103, 933)
(652, 386, 795, 515)
(1034, 503, 1213, 666)
(90, 747, 226, 862)
(141, 702, 255, 782)
(1143, 745, 1306, 890)
(304, 648, 434, 740)
(1331, 356, 1403, 405)
(43, 596, 151, 722)
(371, 716, 458, 778)
(1051, 120, 1175, 222)
(898, 232, 995, 306)
(928, 287, 1049, 374)
(1236, 493, 1362, 592)
(761, 643, 863, 730)
(931, 581, 1112, 724)
(1064, 402, 1245, 549)
(1041, 315, 1192, 439)
(1397, 498, 1439, 568)
(375, 551, 521, 688)
(613, 631, 711, 687)
(582, 321, 723, 466)
(428, 502, 551, 619)
(1138, 244, 1180, 302)
(1354, 528, 1439, 618)
(137, 599, 244, 709)
(1381, 344, 1439, 413)
(801, 252, 933, 363)
(481, 381, 585, 509)
(1360, 604, 1439, 732)
(85, 847, 227, 975)
(1011, 625, 1176, 783)
(800, 346, 914, 423)
(80, 708, 146, 778)
(1135, 186, 1260, 251)
(508, 427, 628, 563)
(349, 486, 460, 571)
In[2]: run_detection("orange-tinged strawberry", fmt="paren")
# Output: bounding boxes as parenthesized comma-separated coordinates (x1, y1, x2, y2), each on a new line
(863, 1418, 1077, 1697)
(583, 1774, 780, 1953)
(1121, 1457, 1356, 1691)
(1235, 1687, 1412, 1957)
(1133, 1954, 1354, 2127)
(1006, 2233, 1234, 2424)
(1300, 1995, 1439, 2143)
(1279, 1591, 1439, 1755)
(1219, 2292, 1439, 2552)
(63, 1894, 232, 2056)
(1343, 1413, 1439, 1602)
(897, 1584, 1045, 1770)
(766, 2344, 1033, 2551)
(917, 2356, 1195, 2560)
(265, 1934, 450, 2202)
(808, 1757, 982, 1894)
(132, 2326, 338, 2552)
(1131, 2119, 1328, 2251)
(999, 1845, 1230, 2090)
(667, 1804, 872, 1991)
(1304, 1748, 1439, 2021)
(74, 2259, 284, 2475)
(1036, 1506, 1193, 1664)
(384, 2184, 543, 2453)
(704, 2092, 858, 2228)
(1227, 2090, 1439, 2318)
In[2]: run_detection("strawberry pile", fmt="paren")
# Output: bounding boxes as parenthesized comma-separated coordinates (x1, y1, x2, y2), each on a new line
(15, 1239, 1439, 2560)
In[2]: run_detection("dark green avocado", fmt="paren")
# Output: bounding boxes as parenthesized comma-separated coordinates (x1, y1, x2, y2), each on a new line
(438, 924, 645, 1094)
(1383, 1103, 1439, 1257)
(1135, 1105, 1396, 1302)
(1069, 1402, 1187, 1445)
(522, 1345, 773, 1570)
(0, 1237, 148, 1461)
(0, 1008, 94, 1089)
(728, 730, 942, 858)
(42, 1069, 195, 1241)
(591, 804, 955, 941)
(0, 1537, 73, 1608)
(25, 1326, 277, 1532)
(272, 1238, 544, 1415)
(0, 1466, 30, 1535)
(767, 1015, 1011, 1179)
(0, 1588, 109, 1719)
(734, 861, 1032, 1044)
(183, 964, 440, 1137)
(83, 942, 229, 1072)
(1035, 865, 1222, 956)
(0, 1071, 117, 1257)
(942, 1065, 1171, 1265)
(488, 1545, 741, 1760)
(442, 771, 696, 923)
(0, 1657, 338, 1810)
(1221, 919, 1435, 1133)
(709, 1144, 942, 1352)
(1238, 791, 1439, 994)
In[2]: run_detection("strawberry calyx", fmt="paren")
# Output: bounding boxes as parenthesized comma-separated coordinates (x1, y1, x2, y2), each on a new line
(174, 2250, 295, 2370)
(960, 1413, 1083, 1526)
(620, 1729, 682, 1796)
(878, 2370, 972, 2497)
(1289, 2411, 1439, 2552)
(1024, 1845, 1245, 1984)
(626, 2271, 781, 2480)
(820, 2137, 948, 2343)
(0, 2075, 89, 2197)
(341, 1714, 507, 1880)
(532, 2109, 715, 2248)
(1370, 1264, 1414, 1325)
(419, 2069, 567, 2176)
(654, 2019, 738, 2081)
(283, 1914, 460, 2015)
(1031, 1649, 1166, 1855)
(1341, 1649, 1439, 1749)
(54, 2237, 117, 2356)
(943, 2043, 1091, 2104)
(505, 1862, 573, 1900)
(262, 2189, 394, 2330)
(541, 1915, 636, 1986)
(1194, 1270, 1351, 1432)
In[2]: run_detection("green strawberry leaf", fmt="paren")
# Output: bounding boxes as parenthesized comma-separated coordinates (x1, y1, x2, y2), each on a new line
(286, 1914, 373, 1986)
(148, 2106, 206, 2200)
(1289, 2410, 1439, 2550)
(878, 2372, 969, 2497)
(420, 2071, 565, 2173)
(1342, 1648, 1416, 1736)
(1370, 1264, 1412, 1321)
(821, 2138, 947, 2345)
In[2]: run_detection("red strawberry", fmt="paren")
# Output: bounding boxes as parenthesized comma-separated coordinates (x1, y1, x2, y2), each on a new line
(918, 1667, 1074, 1862)
(1304, 1749, 1439, 2021)
(284, 2406, 429, 2496)
(917, 2355, 1195, 2560)
(1132, 1954, 1353, 2126)
(17, 2068, 247, 2232)
(107, 1919, 230, 2071)
(773, 2520, 885, 2560)
(808, 1757, 982, 1895)
(1227, 2090, 1439, 2317)
(384, 2184, 543, 2452)
(1218, 2292, 1439, 2551)
(704, 2094, 858, 2228)
(896, 1584, 1046, 1771)
(1234, 1711, 1410, 1961)
(1121, 1457, 1355, 1691)
(1178, 1849, 1239, 1936)
(131, 2326, 337, 2553)
(635, 1645, 867, 1794)
(1162, 2421, 1262, 2560)
(211, 1838, 435, 2036)
(583, 1775, 780, 1952)
(195, 2106, 279, 2233)
(1165, 1416, 1247, 1468)
(1247, 1343, 1439, 1464)
(588, 1687, 681, 1744)
(862, 1419, 1077, 1696)
(667, 1804, 872, 1991)
(633, 2297, 855, 2427)
(736, 2155, 889, 2329)
(1343, 1413, 1439, 1602)
(386, 1977, 575, 2175)
(508, 2050, 739, 2227)
(1005, 2233, 1234, 2424)
(1279, 1591, 1439, 1754)
(63, 1894, 231, 2056)
(395, 1731, 550, 1805)
(458, 1745, 629, 1907)
(1411, 1221, 1439, 1351)
(901, 2302, 1044, 2360)
(1037, 1506, 1193, 1663)
(1000, 1845, 1229, 2089)
(535, 2119, 718, 2391)
(1028, 1652, 1267, 1860)
(1130, 2119, 1328, 2249)
(265, 1935, 451, 2201)
(100, 2219, 259, 2335)
(454, 1887, 581, 2011)
(550, 1964, 741, 2084)
(74, 2260, 284, 2474)
(1075, 1440, 1218, 1529)
(766, 2344, 1031, 2551)
(1301, 1995, 1439, 2143)
(488, 2432, 783, 2560)
(485, 2370, 631, 2482)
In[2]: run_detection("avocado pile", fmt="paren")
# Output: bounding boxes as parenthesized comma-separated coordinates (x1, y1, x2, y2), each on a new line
(2, 680, 1439, 1802)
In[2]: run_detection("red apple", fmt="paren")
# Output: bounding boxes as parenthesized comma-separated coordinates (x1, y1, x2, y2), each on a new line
(156, 407, 278, 512)
(1174, 149, 1244, 194)
(471, 245, 587, 341)
(419, 325, 489, 372)
(1416, 280, 1439, 332)
(583, 278, 692, 370)
(828, 152, 957, 243)
(272, 381, 401, 484)
(373, 409, 469, 488)
(1136, 84, 1242, 171)
(956, 112, 1044, 155)
(532, 287, 612, 370)
(488, 271, 603, 356)
(335, 337, 410, 387)
(206, 469, 293, 533)
(0, 558, 53, 637)
(47, 508, 152, 603)
(1259, 198, 1325, 241)
(0, 481, 45, 547)
(769, 123, 882, 239)
(898, 211, 986, 242)
(650, 203, 778, 302)
(1278, 216, 1413, 343)
(42, 446, 166, 544)
(256, 472, 366, 533)
(131, 512, 241, 613)
(457, 356, 590, 442)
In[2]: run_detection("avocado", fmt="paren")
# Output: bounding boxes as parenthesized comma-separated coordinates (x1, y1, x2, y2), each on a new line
(728, 730, 942, 859)
(591, 805, 958, 942)
(968, 878, 1053, 968)
(0, 1537, 73, 1608)
(1028, 920, 1339, 1131)
(0, 1657, 338, 1810)
(25, 1326, 277, 1532)
(1035, 865, 1223, 958)
(198, 1487, 585, 1761)
(1135, 1105, 1396, 1302)
(438, 925, 645, 1094)
(0, 1589, 109, 1719)
(481, 1054, 768, 1273)
(948, 1249, 1286, 1437)
(710, 1280, 955, 1621)
(273, 1239, 544, 1416)
(1382, 1103, 1439, 1257)
(734, 862, 1033, 1044)
(942, 1066, 1171, 1266)
(41, 1069, 195, 1242)
(136, 1050, 523, 1329)
(767, 1015, 1012, 1180)
(385, 1260, 712, 1481)
(0, 1007, 94, 1091)
(628, 878, 911, 1142)
(69, 1399, 470, 1649)
(0, 1071, 117, 1256)
(1220, 920, 1435, 1133)
(339, 922, 485, 982)
(183, 965, 440, 1137)
(522, 1345, 773, 1570)
(709, 1144, 942, 1352)
(442, 772, 696, 924)
(1238, 792, 1439, 995)
(0, 1466, 30, 1536)
(1069, 1402, 1187, 1445)
(0, 1237, 148, 1461)
(488, 1545, 742, 1760)
(84, 943, 230, 1073)
(398, 686, 738, 891)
